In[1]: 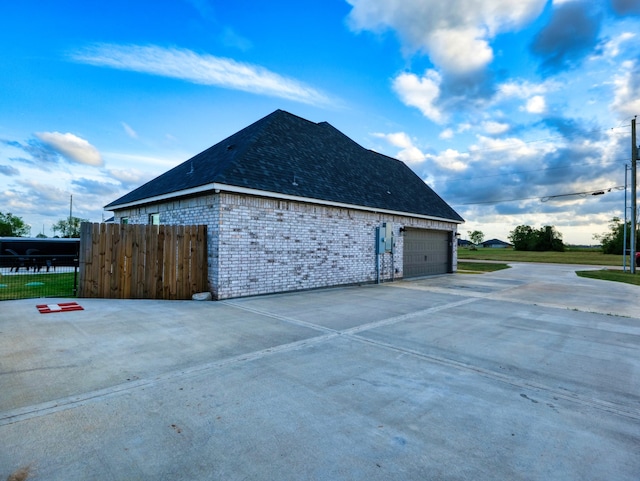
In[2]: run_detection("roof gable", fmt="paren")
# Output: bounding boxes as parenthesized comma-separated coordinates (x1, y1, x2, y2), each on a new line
(105, 110, 463, 223)
(481, 239, 512, 246)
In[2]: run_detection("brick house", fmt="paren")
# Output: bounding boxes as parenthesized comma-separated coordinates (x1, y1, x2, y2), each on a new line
(105, 110, 464, 299)
(480, 239, 513, 249)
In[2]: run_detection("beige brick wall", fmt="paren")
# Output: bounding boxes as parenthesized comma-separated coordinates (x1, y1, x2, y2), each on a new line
(112, 192, 458, 299)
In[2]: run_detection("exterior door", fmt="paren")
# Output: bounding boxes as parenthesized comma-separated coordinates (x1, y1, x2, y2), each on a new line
(403, 228, 451, 278)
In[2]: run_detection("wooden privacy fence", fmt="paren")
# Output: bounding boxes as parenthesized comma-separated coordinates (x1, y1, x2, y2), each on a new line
(78, 223, 207, 300)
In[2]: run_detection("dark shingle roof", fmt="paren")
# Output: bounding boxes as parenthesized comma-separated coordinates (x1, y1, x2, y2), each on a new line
(105, 110, 463, 222)
(481, 239, 512, 247)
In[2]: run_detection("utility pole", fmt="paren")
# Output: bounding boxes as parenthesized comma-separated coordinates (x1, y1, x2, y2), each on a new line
(67, 194, 73, 237)
(623, 164, 629, 272)
(632, 117, 637, 274)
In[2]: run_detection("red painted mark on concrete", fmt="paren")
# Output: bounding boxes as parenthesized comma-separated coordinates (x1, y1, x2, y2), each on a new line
(36, 302, 84, 314)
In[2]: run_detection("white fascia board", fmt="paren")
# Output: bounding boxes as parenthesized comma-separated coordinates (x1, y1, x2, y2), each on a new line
(105, 183, 219, 210)
(106, 183, 464, 225)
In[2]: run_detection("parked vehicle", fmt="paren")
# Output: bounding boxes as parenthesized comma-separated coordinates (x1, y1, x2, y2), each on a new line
(0, 237, 80, 271)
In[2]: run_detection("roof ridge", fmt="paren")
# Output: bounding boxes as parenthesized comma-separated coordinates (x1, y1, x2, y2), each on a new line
(105, 110, 463, 223)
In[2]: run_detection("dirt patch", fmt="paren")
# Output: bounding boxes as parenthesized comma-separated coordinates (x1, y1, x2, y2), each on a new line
(7, 466, 31, 481)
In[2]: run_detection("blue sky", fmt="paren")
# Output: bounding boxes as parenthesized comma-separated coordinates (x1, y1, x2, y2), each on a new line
(1, 0, 639, 244)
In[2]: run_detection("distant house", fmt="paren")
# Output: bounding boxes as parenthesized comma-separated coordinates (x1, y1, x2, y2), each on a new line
(105, 110, 464, 299)
(480, 239, 513, 249)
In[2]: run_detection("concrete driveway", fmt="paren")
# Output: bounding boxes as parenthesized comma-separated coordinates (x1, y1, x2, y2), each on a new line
(1, 263, 639, 480)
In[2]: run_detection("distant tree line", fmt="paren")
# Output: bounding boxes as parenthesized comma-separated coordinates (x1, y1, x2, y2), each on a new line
(52, 216, 88, 238)
(594, 217, 639, 255)
(0, 211, 88, 238)
(508, 225, 565, 252)
(0, 212, 29, 237)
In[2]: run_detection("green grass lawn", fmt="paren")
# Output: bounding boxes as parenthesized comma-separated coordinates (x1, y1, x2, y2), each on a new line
(576, 269, 640, 286)
(457, 261, 510, 273)
(458, 247, 623, 266)
(458, 247, 640, 287)
(0, 272, 76, 300)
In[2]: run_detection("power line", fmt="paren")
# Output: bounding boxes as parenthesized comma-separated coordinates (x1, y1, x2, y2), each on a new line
(454, 185, 625, 206)
(540, 186, 625, 202)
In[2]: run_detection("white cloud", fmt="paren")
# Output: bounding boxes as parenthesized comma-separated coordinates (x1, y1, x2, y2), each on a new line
(525, 95, 547, 114)
(397, 146, 427, 164)
(439, 128, 454, 139)
(16, 179, 71, 205)
(497, 79, 558, 100)
(70, 43, 332, 106)
(392, 70, 444, 122)
(482, 120, 510, 134)
(35, 132, 103, 167)
(375, 131, 413, 149)
(220, 27, 253, 51)
(427, 27, 493, 74)
(439, 122, 473, 140)
(103, 151, 184, 170)
(372, 131, 426, 164)
(425, 148, 469, 171)
(470, 134, 556, 160)
(121, 122, 138, 139)
(107, 168, 150, 187)
(497, 79, 554, 114)
(610, 61, 640, 118)
(346, 0, 546, 74)
(601, 32, 635, 59)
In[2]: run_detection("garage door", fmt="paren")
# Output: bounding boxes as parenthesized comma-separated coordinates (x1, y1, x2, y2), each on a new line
(403, 229, 451, 278)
